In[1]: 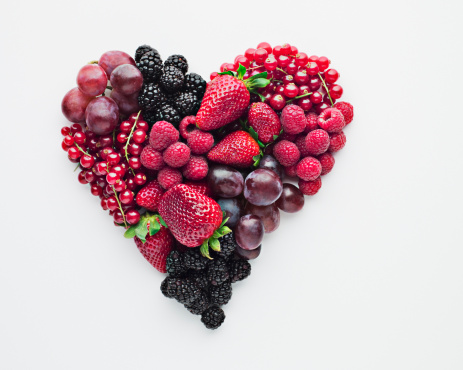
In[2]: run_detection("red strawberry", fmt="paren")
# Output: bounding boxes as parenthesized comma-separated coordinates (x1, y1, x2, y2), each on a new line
(136, 180, 164, 211)
(207, 131, 260, 168)
(248, 102, 281, 144)
(158, 184, 230, 258)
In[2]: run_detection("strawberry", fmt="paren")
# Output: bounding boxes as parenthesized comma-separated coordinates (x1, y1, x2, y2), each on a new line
(135, 180, 164, 211)
(158, 184, 231, 258)
(248, 102, 281, 144)
(207, 131, 261, 168)
(196, 66, 270, 131)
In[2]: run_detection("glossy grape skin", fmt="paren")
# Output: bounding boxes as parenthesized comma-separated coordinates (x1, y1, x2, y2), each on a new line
(98, 50, 136, 78)
(244, 169, 283, 206)
(276, 183, 305, 213)
(110, 64, 143, 96)
(85, 96, 119, 135)
(258, 155, 283, 179)
(235, 214, 264, 250)
(244, 202, 280, 233)
(61, 87, 93, 123)
(76, 64, 108, 97)
(217, 198, 242, 228)
(235, 245, 261, 260)
(110, 89, 140, 116)
(207, 165, 244, 198)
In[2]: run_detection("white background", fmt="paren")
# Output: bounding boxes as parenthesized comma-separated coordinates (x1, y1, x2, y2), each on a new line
(1, 0, 462, 369)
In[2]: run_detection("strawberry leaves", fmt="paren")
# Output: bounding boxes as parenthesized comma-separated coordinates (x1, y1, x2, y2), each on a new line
(124, 212, 167, 243)
(199, 213, 232, 259)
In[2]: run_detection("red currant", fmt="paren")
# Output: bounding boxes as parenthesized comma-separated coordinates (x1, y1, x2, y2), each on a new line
(315, 101, 330, 114)
(297, 98, 313, 111)
(64, 135, 74, 146)
(274, 84, 285, 95)
(87, 138, 98, 153)
(310, 91, 323, 104)
(281, 44, 291, 55)
(107, 152, 121, 165)
(119, 121, 133, 133)
(308, 76, 322, 91)
(70, 123, 83, 134)
(269, 94, 286, 110)
(298, 85, 310, 95)
(134, 173, 147, 186)
(234, 56, 250, 69)
(126, 210, 140, 225)
(84, 170, 96, 183)
(136, 120, 149, 132)
(295, 53, 309, 67)
(126, 177, 137, 191)
(117, 132, 128, 144)
(61, 126, 70, 136)
(128, 143, 142, 156)
(80, 154, 95, 168)
(294, 70, 309, 85)
(329, 84, 343, 99)
(306, 62, 319, 75)
(61, 140, 70, 151)
(132, 129, 146, 144)
(283, 83, 299, 98)
(90, 184, 103, 196)
(112, 165, 126, 177)
(95, 161, 108, 176)
(106, 172, 120, 185)
(257, 42, 272, 54)
(210, 72, 218, 80)
(78, 171, 88, 184)
(98, 135, 113, 148)
(272, 45, 282, 57)
(317, 56, 330, 72)
(113, 179, 126, 192)
(106, 196, 118, 211)
(282, 74, 294, 85)
(308, 55, 319, 63)
(264, 57, 277, 71)
(68, 146, 81, 160)
(100, 198, 109, 211)
(113, 210, 125, 224)
(277, 55, 290, 68)
(244, 48, 256, 61)
(286, 63, 298, 75)
(128, 113, 139, 123)
(325, 69, 339, 84)
(290, 45, 298, 55)
(129, 157, 142, 170)
(119, 189, 134, 205)
(254, 48, 268, 64)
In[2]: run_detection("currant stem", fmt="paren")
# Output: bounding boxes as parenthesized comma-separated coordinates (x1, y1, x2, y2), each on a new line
(276, 67, 288, 75)
(111, 184, 128, 229)
(124, 110, 141, 176)
(286, 91, 313, 103)
(75, 143, 90, 156)
(318, 72, 334, 106)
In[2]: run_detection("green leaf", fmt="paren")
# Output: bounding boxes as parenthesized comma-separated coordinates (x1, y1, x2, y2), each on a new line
(236, 64, 247, 79)
(253, 152, 263, 167)
(220, 216, 230, 228)
(149, 218, 160, 236)
(248, 127, 259, 142)
(219, 226, 232, 235)
(158, 216, 167, 228)
(218, 71, 235, 77)
(200, 240, 212, 260)
(124, 227, 137, 239)
(248, 78, 270, 89)
(273, 134, 279, 141)
(209, 238, 221, 252)
(246, 71, 268, 81)
(212, 231, 222, 239)
(255, 92, 266, 102)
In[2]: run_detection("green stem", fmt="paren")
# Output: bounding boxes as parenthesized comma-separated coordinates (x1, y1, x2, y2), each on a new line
(88, 60, 99, 64)
(286, 91, 313, 104)
(111, 185, 128, 229)
(75, 143, 90, 156)
(123, 110, 142, 176)
(318, 72, 334, 106)
(276, 67, 288, 75)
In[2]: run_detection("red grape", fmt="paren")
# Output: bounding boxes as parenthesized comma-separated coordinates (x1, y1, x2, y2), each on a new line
(61, 87, 93, 123)
(207, 165, 244, 198)
(235, 215, 264, 250)
(98, 50, 135, 78)
(216, 198, 242, 228)
(85, 96, 119, 135)
(244, 169, 283, 206)
(77, 64, 108, 97)
(244, 203, 280, 233)
(110, 64, 143, 96)
(276, 183, 305, 213)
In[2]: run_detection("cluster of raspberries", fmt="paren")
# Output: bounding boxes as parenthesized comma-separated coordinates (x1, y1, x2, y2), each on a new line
(161, 232, 251, 329)
(270, 101, 353, 196)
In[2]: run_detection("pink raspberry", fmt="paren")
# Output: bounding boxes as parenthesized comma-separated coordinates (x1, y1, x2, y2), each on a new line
(179, 116, 197, 139)
(298, 177, 322, 196)
(157, 167, 183, 190)
(329, 131, 346, 152)
(305, 129, 330, 155)
(296, 156, 322, 181)
(317, 108, 345, 133)
(284, 164, 298, 178)
(187, 130, 214, 155)
(163, 142, 190, 168)
(333, 101, 354, 125)
(318, 152, 335, 175)
(140, 145, 165, 170)
(304, 112, 319, 133)
(273, 140, 301, 167)
(278, 132, 297, 142)
(182, 156, 208, 180)
(149, 121, 179, 151)
(184, 180, 212, 197)
(294, 134, 310, 157)
(280, 104, 306, 134)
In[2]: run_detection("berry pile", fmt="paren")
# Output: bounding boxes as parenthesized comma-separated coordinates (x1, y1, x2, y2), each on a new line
(59, 42, 354, 330)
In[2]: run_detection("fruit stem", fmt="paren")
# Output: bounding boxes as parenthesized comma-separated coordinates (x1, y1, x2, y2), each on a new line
(111, 184, 128, 229)
(88, 60, 99, 64)
(75, 143, 91, 156)
(318, 72, 334, 106)
(286, 91, 313, 103)
(276, 67, 288, 75)
(124, 110, 142, 176)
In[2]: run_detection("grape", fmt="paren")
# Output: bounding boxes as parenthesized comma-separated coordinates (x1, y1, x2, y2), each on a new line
(110, 89, 140, 116)
(207, 165, 244, 198)
(217, 198, 242, 228)
(85, 96, 119, 135)
(61, 87, 93, 123)
(110, 64, 143, 96)
(244, 203, 280, 233)
(243, 169, 283, 206)
(235, 215, 264, 250)
(235, 245, 261, 260)
(276, 183, 305, 213)
(99, 51, 136, 78)
(258, 154, 283, 179)
(76, 64, 108, 97)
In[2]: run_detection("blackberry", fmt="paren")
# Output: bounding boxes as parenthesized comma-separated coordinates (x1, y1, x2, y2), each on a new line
(160, 66, 184, 93)
(135, 44, 154, 63)
(183, 248, 208, 271)
(155, 103, 181, 126)
(201, 306, 225, 329)
(165, 277, 201, 304)
(213, 232, 237, 260)
(166, 250, 187, 277)
(206, 258, 230, 286)
(184, 290, 210, 315)
(228, 259, 251, 283)
(184, 73, 207, 99)
(210, 281, 232, 306)
(141, 109, 157, 125)
(160, 278, 173, 298)
(137, 50, 163, 82)
(173, 91, 200, 116)
(138, 83, 166, 111)
(165, 54, 188, 75)
(189, 271, 209, 290)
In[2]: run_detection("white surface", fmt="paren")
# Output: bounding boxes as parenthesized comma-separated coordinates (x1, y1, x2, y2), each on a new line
(1, 0, 462, 369)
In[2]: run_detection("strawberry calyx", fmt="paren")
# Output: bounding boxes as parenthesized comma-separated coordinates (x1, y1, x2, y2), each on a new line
(239, 118, 279, 167)
(124, 212, 167, 243)
(218, 64, 270, 100)
(199, 213, 232, 259)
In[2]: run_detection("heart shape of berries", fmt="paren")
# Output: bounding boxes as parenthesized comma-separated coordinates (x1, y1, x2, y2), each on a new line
(60, 42, 354, 330)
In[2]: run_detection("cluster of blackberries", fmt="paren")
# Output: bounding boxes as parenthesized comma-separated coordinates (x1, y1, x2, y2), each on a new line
(160, 232, 252, 329)
(135, 44, 206, 127)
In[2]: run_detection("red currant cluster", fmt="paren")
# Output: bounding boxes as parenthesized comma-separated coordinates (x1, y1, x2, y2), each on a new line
(211, 42, 342, 114)
(61, 112, 150, 227)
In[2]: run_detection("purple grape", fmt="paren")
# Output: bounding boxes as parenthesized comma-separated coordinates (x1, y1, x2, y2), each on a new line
(276, 183, 305, 213)
(244, 169, 283, 206)
(244, 203, 280, 233)
(207, 165, 244, 198)
(85, 96, 119, 135)
(235, 215, 264, 250)
(76, 64, 108, 97)
(98, 51, 135, 78)
(235, 245, 261, 260)
(110, 64, 143, 96)
(61, 87, 94, 123)
(258, 154, 283, 179)
(110, 89, 140, 116)
(217, 198, 242, 228)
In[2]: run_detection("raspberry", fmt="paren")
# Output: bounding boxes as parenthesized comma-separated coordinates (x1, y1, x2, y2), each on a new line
(298, 177, 322, 196)
(163, 142, 191, 168)
(280, 104, 306, 134)
(296, 156, 322, 181)
(305, 112, 319, 133)
(273, 140, 300, 167)
(333, 101, 354, 125)
(318, 152, 335, 175)
(329, 131, 346, 152)
(284, 164, 298, 178)
(182, 155, 208, 180)
(187, 130, 214, 155)
(317, 108, 345, 133)
(157, 167, 183, 189)
(149, 121, 179, 151)
(305, 129, 330, 155)
(278, 132, 297, 142)
(294, 134, 310, 157)
(179, 116, 197, 139)
(140, 145, 165, 170)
